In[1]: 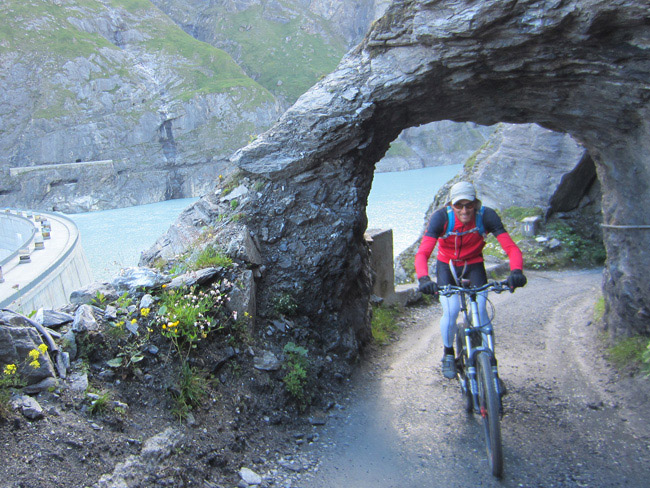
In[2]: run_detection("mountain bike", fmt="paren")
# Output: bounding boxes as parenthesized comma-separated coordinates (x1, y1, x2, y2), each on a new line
(439, 279, 511, 478)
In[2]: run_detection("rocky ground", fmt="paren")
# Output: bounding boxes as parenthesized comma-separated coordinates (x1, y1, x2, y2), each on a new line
(2, 269, 650, 487)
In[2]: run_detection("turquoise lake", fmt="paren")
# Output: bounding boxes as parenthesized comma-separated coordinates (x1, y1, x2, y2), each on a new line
(67, 165, 461, 282)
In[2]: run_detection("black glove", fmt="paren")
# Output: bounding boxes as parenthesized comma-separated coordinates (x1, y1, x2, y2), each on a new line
(418, 276, 439, 296)
(507, 269, 527, 291)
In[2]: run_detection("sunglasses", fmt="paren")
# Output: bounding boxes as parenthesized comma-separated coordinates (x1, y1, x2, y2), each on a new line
(453, 201, 475, 210)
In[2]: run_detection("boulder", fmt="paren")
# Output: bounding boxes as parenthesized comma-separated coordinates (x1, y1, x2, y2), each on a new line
(70, 282, 118, 306)
(0, 324, 56, 386)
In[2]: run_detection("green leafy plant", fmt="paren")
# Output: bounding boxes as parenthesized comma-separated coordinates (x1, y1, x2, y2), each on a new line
(116, 292, 133, 309)
(87, 390, 111, 416)
(106, 340, 145, 378)
(156, 283, 228, 360)
(107, 320, 128, 339)
(272, 293, 299, 317)
(371, 305, 401, 345)
(0, 362, 25, 418)
(171, 363, 209, 420)
(282, 342, 311, 409)
(230, 199, 239, 210)
(193, 247, 233, 270)
(607, 336, 647, 371)
(92, 291, 107, 307)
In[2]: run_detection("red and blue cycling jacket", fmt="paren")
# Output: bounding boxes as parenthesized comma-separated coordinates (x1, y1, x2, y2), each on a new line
(414, 205, 524, 279)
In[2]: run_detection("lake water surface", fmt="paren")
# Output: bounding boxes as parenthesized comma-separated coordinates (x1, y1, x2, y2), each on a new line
(68, 165, 461, 282)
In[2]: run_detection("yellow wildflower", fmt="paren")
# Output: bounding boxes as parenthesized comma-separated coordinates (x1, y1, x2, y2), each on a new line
(162, 284, 167, 288)
(3, 364, 17, 375)
(162, 324, 167, 330)
(38, 344, 48, 355)
(28, 349, 40, 361)
(140, 308, 150, 317)
(131, 318, 137, 325)
(29, 359, 40, 369)
(171, 321, 179, 328)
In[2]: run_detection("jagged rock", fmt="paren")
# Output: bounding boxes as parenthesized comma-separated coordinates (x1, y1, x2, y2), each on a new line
(166, 268, 220, 289)
(94, 428, 184, 487)
(71, 305, 100, 333)
(23, 377, 58, 395)
(253, 351, 282, 371)
(33, 309, 73, 329)
(70, 282, 118, 306)
(61, 330, 77, 361)
(227, 270, 256, 321)
(111, 267, 167, 294)
(139, 294, 155, 310)
(239, 467, 262, 485)
(465, 124, 586, 211)
(11, 394, 44, 420)
(67, 372, 89, 392)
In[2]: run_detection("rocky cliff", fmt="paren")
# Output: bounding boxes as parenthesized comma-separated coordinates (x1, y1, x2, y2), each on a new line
(142, 0, 650, 352)
(0, 0, 280, 212)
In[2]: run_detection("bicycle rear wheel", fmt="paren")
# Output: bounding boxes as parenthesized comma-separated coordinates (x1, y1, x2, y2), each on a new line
(477, 351, 503, 478)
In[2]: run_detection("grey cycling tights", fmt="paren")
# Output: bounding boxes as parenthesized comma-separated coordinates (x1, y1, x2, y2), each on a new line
(436, 261, 491, 348)
(439, 292, 490, 348)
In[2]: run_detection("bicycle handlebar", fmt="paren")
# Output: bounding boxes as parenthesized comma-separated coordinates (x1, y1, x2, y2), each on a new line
(438, 280, 511, 297)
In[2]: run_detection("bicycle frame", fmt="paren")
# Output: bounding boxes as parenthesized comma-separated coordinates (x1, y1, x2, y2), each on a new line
(442, 281, 508, 411)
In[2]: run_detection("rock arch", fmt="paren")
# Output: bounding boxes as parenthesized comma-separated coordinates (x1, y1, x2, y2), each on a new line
(145, 0, 650, 353)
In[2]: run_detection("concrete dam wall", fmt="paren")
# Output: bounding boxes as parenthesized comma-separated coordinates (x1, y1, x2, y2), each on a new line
(0, 210, 93, 313)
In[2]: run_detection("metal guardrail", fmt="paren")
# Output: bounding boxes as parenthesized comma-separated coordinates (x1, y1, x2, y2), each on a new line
(0, 211, 37, 268)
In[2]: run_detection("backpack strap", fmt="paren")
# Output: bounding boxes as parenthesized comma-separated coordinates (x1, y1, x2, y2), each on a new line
(442, 205, 486, 238)
(442, 206, 455, 238)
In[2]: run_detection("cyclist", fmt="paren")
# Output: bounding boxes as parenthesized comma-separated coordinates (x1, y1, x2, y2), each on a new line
(415, 181, 527, 379)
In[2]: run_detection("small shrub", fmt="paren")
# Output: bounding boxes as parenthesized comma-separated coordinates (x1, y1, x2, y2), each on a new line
(607, 336, 647, 371)
(193, 247, 233, 270)
(282, 342, 311, 409)
(272, 293, 299, 317)
(171, 363, 208, 420)
(230, 199, 239, 210)
(371, 305, 401, 345)
(87, 390, 111, 416)
(116, 292, 133, 309)
(156, 283, 228, 360)
(91, 291, 107, 308)
(106, 340, 145, 378)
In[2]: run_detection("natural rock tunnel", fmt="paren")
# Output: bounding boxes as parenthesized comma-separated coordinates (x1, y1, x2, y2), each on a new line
(143, 0, 650, 354)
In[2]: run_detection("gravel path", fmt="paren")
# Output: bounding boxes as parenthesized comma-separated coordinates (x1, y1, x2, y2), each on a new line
(294, 269, 650, 487)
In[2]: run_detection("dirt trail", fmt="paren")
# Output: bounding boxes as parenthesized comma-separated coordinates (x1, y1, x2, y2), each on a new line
(297, 269, 650, 487)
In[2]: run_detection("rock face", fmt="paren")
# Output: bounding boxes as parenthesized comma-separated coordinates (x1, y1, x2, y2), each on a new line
(432, 123, 588, 212)
(143, 0, 650, 346)
(0, 0, 280, 213)
(376, 121, 495, 172)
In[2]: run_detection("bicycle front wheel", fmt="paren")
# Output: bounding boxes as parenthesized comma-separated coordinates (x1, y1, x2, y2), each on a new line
(477, 351, 503, 478)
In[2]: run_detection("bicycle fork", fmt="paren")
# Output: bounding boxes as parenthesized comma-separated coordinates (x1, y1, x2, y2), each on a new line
(464, 299, 503, 412)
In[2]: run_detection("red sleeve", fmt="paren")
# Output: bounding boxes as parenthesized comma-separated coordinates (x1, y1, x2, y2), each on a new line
(496, 232, 524, 270)
(415, 235, 437, 278)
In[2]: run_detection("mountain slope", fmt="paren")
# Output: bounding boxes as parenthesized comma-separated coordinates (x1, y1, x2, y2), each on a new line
(0, 0, 280, 211)
(150, 0, 369, 104)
